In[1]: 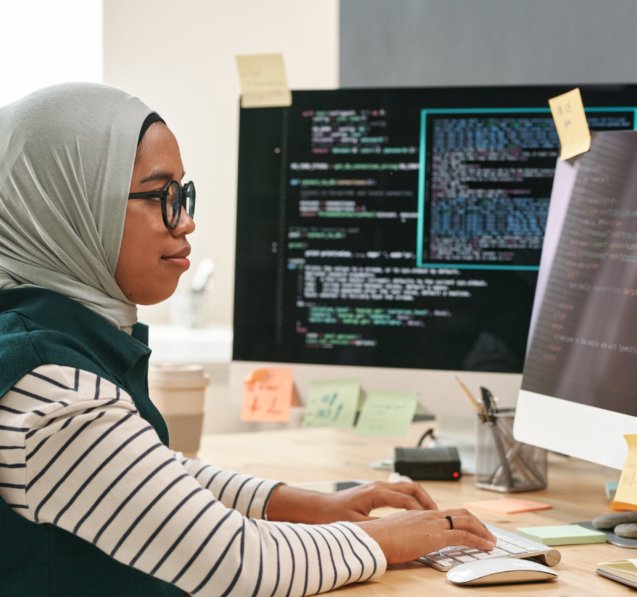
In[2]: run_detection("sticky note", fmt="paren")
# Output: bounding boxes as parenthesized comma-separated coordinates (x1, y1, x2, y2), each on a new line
(235, 53, 292, 108)
(241, 368, 295, 422)
(596, 559, 637, 588)
(464, 497, 552, 515)
(607, 480, 619, 501)
(548, 87, 591, 160)
(355, 392, 417, 437)
(516, 524, 606, 546)
(613, 435, 637, 511)
(302, 380, 360, 429)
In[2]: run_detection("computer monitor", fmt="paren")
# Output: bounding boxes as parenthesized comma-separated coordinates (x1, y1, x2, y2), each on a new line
(232, 84, 637, 427)
(514, 129, 637, 470)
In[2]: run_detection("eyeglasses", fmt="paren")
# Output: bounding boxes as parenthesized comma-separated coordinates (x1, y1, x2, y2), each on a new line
(128, 180, 196, 229)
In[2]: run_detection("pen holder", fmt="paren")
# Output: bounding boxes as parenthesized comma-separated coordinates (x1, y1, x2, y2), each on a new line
(474, 409, 547, 493)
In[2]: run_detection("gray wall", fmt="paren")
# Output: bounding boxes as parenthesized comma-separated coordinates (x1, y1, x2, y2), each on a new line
(340, 0, 637, 87)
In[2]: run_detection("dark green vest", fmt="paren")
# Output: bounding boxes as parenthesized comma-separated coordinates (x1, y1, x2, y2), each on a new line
(0, 287, 182, 597)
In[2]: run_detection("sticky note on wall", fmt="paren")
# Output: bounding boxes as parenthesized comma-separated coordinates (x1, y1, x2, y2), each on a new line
(355, 392, 417, 437)
(548, 87, 591, 160)
(302, 380, 360, 429)
(241, 368, 295, 422)
(235, 53, 292, 108)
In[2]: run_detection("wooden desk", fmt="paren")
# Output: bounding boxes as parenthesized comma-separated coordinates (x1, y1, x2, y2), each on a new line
(199, 425, 634, 595)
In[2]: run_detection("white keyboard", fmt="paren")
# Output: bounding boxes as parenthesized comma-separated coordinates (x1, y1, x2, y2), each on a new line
(418, 524, 561, 571)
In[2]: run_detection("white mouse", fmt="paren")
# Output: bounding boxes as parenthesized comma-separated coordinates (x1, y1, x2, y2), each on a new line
(446, 557, 558, 586)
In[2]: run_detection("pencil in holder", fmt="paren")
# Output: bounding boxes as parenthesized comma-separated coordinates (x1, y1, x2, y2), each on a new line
(474, 408, 547, 492)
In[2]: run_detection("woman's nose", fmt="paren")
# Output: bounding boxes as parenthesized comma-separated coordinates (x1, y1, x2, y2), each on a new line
(172, 206, 195, 235)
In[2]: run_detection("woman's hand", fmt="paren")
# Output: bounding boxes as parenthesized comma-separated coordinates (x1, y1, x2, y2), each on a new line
(317, 480, 437, 521)
(357, 508, 497, 564)
(266, 481, 437, 524)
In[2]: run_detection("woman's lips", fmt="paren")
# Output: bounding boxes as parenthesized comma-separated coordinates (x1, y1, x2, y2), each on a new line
(162, 246, 191, 269)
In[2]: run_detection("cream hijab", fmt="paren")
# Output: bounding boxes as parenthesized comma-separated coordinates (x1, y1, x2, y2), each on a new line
(0, 83, 155, 332)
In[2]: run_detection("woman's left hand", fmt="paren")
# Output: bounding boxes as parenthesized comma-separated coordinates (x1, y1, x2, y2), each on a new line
(266, 481, 437, 524)
(316, 480, 438, 522)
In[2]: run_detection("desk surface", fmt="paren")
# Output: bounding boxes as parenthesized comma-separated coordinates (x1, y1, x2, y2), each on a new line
(199, 424, 634, 595)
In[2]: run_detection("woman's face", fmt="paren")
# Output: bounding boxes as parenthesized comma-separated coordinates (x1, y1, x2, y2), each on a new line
(115, 122, 195, 305)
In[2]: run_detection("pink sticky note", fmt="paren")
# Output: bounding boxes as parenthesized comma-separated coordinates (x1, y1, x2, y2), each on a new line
(241, 368, 295, 422)
(464, 498, 552, 515)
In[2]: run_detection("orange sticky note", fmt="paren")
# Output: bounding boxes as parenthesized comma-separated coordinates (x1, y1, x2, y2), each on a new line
(241, 368, 295, 422)
(464, 498, 552, 515)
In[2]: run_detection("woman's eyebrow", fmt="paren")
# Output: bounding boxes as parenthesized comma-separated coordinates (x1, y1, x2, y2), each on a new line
(140, 170, 187, 184)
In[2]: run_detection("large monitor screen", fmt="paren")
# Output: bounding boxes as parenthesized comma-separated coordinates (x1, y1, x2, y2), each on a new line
(233, 85, 637, 376)
(515, 130, 637, 469)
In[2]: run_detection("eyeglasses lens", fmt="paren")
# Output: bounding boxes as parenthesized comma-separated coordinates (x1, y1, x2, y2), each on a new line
(167, 181, 182, 227)
(184, 182, 196, 218)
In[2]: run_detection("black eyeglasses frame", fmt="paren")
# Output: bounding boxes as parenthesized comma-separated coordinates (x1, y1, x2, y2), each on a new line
(128, 179, 196, 229)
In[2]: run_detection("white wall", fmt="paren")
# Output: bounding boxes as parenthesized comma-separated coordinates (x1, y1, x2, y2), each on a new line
(103, 0, 339, 328)
(0, 0, 102, 106)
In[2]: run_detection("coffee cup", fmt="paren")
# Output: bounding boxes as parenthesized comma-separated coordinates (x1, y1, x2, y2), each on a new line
(148, 363, 209, 458)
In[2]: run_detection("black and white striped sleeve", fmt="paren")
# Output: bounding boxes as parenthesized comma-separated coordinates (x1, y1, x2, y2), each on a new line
(172, 452, 280, 519)
(0, 365, 386, 596)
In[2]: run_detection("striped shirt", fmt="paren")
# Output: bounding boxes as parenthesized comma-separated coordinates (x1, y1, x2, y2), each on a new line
(0, 364, 386, 596)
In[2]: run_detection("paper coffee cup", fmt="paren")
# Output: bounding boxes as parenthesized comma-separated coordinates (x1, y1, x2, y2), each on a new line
(148, 363, 209, 457)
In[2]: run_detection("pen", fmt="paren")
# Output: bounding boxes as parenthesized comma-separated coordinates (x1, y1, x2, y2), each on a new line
(496, 422, 546, 486)
(480, 386, 497, 417)
(489, 417, 515, 487)
(455, 376, 487, 422)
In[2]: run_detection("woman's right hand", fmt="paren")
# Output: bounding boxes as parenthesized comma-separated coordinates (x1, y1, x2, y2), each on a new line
(357, 508, 496, 564)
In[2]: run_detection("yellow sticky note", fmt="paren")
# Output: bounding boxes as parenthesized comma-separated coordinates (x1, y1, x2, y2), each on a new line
(235, 53, 292, 108)
(302, 380, 360, 429)
(355, 392, 417, 437)
(548, 87, 591, 160)
(612, 435, 637, 511)
(241, 367, 295, 422)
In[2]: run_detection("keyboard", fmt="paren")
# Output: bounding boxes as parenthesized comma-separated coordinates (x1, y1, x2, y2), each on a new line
(418, 524, 561, 571)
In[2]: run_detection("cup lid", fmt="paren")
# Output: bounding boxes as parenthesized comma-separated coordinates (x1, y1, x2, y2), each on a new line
(148, 362, 210, 389)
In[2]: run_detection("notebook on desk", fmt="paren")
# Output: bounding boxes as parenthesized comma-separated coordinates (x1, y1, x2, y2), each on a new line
(419, 524, 561, 571)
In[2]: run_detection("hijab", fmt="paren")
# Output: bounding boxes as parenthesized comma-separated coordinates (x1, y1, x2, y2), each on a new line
(0, 82, 156, 332)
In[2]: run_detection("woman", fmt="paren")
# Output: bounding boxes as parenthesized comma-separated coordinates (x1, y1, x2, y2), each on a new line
(0, 83, 495, 596)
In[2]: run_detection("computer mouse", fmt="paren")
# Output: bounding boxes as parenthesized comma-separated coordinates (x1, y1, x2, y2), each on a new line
(446, 557, 558, 586)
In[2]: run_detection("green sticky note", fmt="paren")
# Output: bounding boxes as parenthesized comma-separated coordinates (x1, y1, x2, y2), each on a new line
(302, 380, 360, 429)
(516, 524, 607, 546)
(355, 392, 417, 437)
